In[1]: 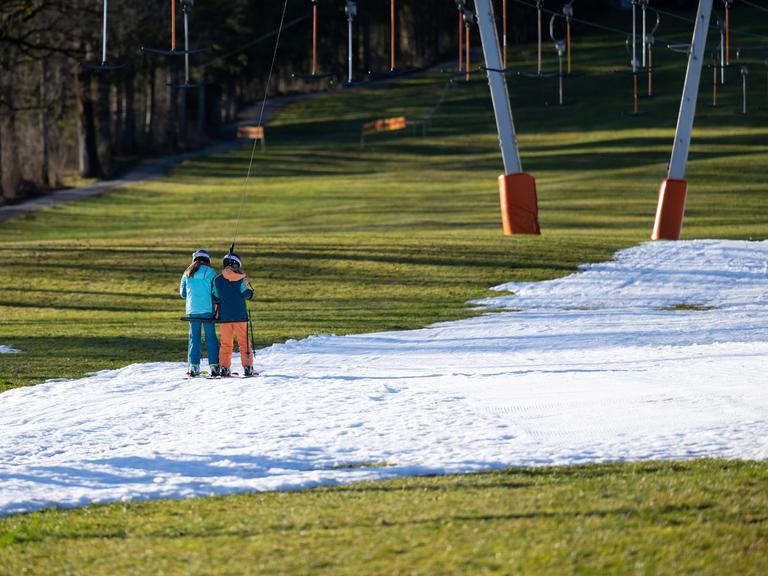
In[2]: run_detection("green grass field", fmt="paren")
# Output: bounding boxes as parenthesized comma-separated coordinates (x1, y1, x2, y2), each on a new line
(1, 460, 766, 575)
(1, 14, 767, 574)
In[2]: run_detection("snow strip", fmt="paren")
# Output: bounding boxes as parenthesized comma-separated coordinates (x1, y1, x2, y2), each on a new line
(0, 345, 20, 354)
(1, 239, 766, 517)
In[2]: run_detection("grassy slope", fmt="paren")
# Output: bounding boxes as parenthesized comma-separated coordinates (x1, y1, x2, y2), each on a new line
(1, 13, 767, 574)
(1, 461, 766, 575)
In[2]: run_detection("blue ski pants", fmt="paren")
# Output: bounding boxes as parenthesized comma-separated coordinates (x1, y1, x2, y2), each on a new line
(187, 313, 219, 368)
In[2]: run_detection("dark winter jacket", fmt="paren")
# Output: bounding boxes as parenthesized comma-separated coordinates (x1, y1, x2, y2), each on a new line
(213, 267, 254, 322)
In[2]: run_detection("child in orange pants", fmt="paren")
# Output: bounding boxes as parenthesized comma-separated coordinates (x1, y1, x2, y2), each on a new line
(213, 252, 256, 377)
(219, 323, 251, 373)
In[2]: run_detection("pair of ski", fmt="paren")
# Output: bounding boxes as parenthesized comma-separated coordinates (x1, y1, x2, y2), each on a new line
(184, 371, 259, 380)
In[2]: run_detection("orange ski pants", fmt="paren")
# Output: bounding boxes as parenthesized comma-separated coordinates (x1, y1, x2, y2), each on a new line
(219, 322, 253, 368)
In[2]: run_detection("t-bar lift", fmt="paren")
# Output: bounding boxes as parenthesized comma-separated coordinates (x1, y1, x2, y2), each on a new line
(652, 0, 712, 240)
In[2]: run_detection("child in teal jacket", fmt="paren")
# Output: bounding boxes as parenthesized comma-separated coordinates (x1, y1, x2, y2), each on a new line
(180, 249, 220, 377)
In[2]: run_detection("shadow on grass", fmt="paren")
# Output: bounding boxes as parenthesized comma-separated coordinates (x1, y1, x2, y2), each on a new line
(0, 336, 185, 391)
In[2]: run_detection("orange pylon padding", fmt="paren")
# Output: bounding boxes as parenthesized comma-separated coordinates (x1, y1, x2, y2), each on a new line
(652, 178, 688, 240)
(498, 173, 541, 235)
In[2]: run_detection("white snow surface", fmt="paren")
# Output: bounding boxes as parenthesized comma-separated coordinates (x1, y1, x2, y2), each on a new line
(0, 345, 20, 354)
(1, 239, 767, 517)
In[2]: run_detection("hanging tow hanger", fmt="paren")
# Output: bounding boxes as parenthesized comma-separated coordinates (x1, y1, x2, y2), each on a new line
(616, 3, 653, 116)
(390, 0, 396, 72)
(463, 8, 477, 82)
(550, 13, 567, 105)
(292, 0, 335, 81)
(81, 0, 127, 71)
(344, 1, 358, 84)
(645, 6, 660, 96)
(536, 1, 544, 75)
(456, 0, 466, 74)
(510, 1, 559, 78)
(481, 5, 554, 79)
(367, 0, 421, 81)
(142, 0, 207, 89)
(724, 0, 732, 67)
(142, 0, 206, 56)
(563, 1, 574, 75)
(627, 0, 642, 114)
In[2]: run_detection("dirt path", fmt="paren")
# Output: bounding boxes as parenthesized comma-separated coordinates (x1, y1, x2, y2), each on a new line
(0, 91, 305, 224)
(0, 65, 457, 224)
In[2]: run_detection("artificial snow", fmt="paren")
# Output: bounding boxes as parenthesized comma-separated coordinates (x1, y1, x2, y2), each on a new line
(0, 346, 20, 354)
(1, 239, 766, 517)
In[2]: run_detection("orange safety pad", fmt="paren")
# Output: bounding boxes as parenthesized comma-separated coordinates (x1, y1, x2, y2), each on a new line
(498, 172, 541, 235)
(362, 116, 407, 135)
(219, 322, 253, 368)
(652, 178, 688, 241)
(237, 126, 264, 140)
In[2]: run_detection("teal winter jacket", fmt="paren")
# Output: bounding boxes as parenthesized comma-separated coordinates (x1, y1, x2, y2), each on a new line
(180, 263, 217, 316)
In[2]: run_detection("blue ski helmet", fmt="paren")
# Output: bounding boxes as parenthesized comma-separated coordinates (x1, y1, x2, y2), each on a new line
(192, 249, 211, 263)
(223, 252, 242, 271)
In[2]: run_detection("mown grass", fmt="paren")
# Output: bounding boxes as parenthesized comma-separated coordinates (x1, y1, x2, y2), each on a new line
(1, 460, 766, 574)
(1, 8, 768, 573)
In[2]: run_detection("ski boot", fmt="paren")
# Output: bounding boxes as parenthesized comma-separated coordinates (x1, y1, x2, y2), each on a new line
(187, 365, 201, 377)
(244, 365, 257, 377)
(209, 365, 221, 377)
(220, 367, 231, 378)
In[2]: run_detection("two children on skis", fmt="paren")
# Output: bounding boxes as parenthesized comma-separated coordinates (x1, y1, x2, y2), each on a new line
(180, 249, 255, 378)
(214, 252, 255, 377)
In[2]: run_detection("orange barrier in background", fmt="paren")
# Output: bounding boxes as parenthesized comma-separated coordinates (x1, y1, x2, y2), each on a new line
(360, 116, 407, 147)
(362, 116, 407, 135)
(652, 178, 688, 240)
(498, 173, 541, 235)
(237, 125, 266, 151)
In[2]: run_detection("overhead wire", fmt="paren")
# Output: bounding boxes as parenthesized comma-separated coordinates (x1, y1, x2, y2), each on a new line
(509, 0, 768, 46)
(740, 0, 768, 14)
(232, 0, 290, 245)
(200, 13, 310, 70)
(509, 0, 628, 38)
(654, 4, 768, 43)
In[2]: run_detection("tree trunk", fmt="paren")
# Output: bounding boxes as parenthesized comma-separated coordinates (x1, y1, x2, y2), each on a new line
(196, 84, 206, 136)
(363, 10, 371, 73)
(167, 67, 177, 152)
(1, 97, 21, 203)
(143, 63, 155, 151)
(124, 72, 135, 154)
(114, 80, 124, 155)
(179, 86, 188, 150)
(95, 73, 112, 175)
(229, 80, 237, 122)
(75, 58, 101, 178)
(39, 56, 50, 189)
(0, 122, 4, 202)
